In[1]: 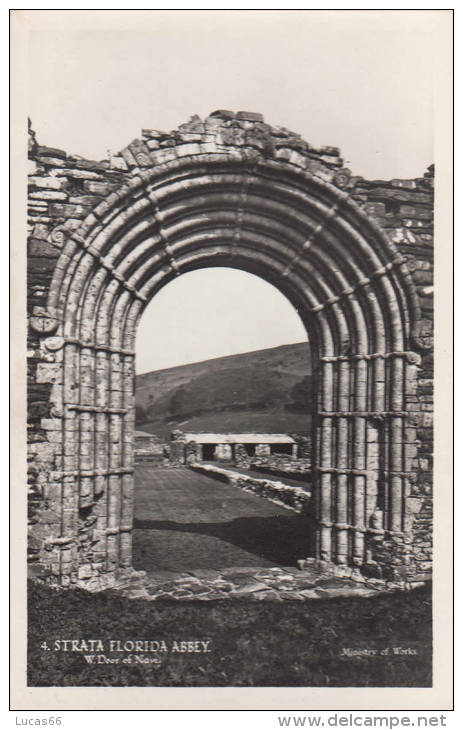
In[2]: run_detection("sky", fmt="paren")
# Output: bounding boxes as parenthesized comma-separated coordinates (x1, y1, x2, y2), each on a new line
(136, 269, 308, 374)
(25, 10, 444, 373)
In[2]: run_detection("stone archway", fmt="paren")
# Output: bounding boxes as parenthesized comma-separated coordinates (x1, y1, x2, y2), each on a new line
(27, 112, 431, 589)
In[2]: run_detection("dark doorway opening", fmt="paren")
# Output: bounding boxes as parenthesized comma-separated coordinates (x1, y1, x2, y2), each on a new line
(270, 443, 293, 456)
(202, 444, 216, 461)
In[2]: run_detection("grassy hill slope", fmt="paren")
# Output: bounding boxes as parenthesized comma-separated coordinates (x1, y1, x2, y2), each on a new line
(135, 342, 313, 439)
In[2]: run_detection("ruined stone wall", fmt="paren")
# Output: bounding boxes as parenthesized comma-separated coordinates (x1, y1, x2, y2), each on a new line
(27, 129, 131, 581)
(26, 111, 433, 586)
(348, 170, 433, 580)
(169, 441, 187, 467)
(233, 446, 312, 477)
(248, 457, 312, 483)
(190, 463, 312, 514)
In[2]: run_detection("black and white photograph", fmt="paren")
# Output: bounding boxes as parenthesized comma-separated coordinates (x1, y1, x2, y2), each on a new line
(10, 8, 453, 712)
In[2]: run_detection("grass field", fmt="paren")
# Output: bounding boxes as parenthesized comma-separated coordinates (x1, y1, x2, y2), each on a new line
(28, 581, 432, 687)
(133, 466, 313, 572)
(28, 467, 432, 689)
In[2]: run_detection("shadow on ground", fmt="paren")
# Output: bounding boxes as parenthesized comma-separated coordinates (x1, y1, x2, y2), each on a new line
(133, 513, 315, 571)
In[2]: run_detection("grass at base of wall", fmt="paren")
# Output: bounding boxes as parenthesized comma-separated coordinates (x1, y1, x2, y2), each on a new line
(28, 580, 432, 688)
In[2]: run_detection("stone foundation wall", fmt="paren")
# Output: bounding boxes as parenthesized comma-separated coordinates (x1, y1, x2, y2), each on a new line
(190, 463, 312, 514)
(247, 458, 312, 485)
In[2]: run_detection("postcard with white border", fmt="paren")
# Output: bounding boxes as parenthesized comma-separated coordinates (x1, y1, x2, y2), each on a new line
(10, 9, 453, 711)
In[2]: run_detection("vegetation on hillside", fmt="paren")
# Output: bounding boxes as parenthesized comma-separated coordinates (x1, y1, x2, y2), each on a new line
(135, 342, 313, 438)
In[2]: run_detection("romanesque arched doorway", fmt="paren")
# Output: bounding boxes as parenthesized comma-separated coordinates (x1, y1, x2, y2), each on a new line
(29, 121, 427, 589)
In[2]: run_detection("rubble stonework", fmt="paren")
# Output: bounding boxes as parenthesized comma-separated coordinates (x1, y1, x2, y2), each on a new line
(26, 111, 433, 589)
(133, 430, 169, 465)
(190, 463, 312, 514)
(248, 457, 312, 481)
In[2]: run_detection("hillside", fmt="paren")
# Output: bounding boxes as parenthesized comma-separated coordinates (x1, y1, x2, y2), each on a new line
(135, 342, 313, 440)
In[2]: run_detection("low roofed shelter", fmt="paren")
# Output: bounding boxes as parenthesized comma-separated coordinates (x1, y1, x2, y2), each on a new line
(172, 432, 298, 462)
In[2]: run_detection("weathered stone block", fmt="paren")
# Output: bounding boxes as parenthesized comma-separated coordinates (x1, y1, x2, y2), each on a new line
(78, 564, 93, 580)
(49, 203, 90, 218)
(82, 180, 114, 195)
(209, 109, 237, 120)
(364, 202, 386, 217)
(174, 143, 201, 158)
(31, 223, 50, 240)
(56, 168, 105, 180)
(29, 190, 67, 201)
(399, 205, 433, 220)
(68, 194, 100, 206)
(37, 145, 67, 159)
(110, 155, 128, 171)
(36, 363, 62, 384)
(29, 176, 66, 190)
(28, 239, 60, 258)
(36, 155, 67, 168)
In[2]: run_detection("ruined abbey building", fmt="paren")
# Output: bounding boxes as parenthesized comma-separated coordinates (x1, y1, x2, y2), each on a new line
(26, 110, 433, 590)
